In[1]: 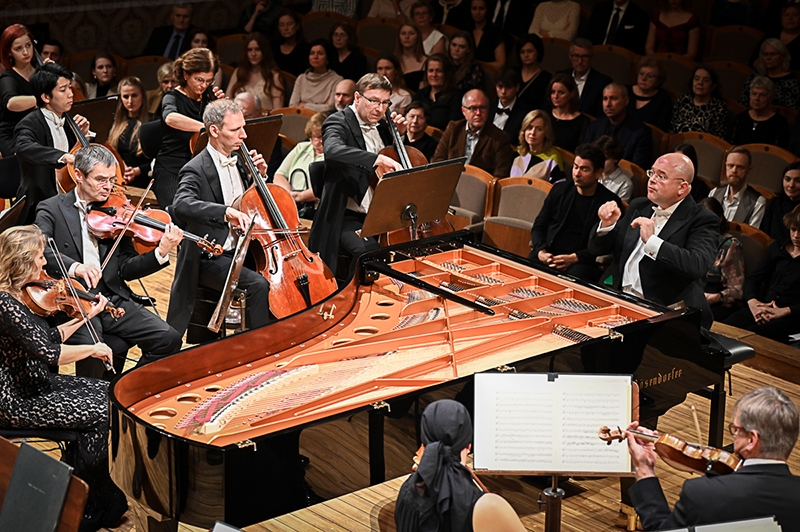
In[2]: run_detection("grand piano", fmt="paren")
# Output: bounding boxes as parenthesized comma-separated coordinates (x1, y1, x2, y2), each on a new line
(109, 233, 731, 528)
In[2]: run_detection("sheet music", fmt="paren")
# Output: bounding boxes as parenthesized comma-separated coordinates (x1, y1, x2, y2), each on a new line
(473, 373, 631, 474)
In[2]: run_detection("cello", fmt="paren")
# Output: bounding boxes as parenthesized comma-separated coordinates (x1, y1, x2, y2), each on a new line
(234, 141, 337, 319)
(55, 112, 125, 193)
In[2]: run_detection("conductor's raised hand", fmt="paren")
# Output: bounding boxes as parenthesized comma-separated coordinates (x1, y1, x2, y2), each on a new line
(390, 111, 407, 136)
(631, 217, 655, 243)
(598, 201, 621, 228)
(375, 154, 404, 174)
(249, 149, 268, 177)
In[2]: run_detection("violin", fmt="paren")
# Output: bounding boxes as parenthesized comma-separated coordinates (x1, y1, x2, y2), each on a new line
(598, 425, 743, 476)
(234, 141, 337, 319)
(87, 185, 223, 257)
(22, 270, 124, 321)
(413, 444, 489, 492)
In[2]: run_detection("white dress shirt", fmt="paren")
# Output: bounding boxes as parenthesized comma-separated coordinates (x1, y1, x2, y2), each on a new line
(493, 98, 516, 131)
(207, 144, 246, 250)
(712, 184, 767, 229)
(42, 108, 69, 153)
(346, 104, 384, 214)
(604, 2, 628, 44)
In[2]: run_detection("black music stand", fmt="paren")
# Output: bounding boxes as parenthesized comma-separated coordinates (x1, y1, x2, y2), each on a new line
(192, 115, 283, 159)
(0, 196, 26, 234)
(360, 158, 466, 238)
(72, 95, 119, 144)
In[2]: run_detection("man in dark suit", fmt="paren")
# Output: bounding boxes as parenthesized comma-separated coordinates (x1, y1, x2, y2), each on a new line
(529, 144, 622, 282)
(14, 62, 89, 226)
(588, 152, 718, 328)
(167, 99, 272, 338)
(557, 38, 612, 118)
(490, 69, 534, 148)
(35, 145, 183, 378)
(432, 89, 516, 177)
(489, 0, 537, 46)
(584, 83, 653, 170)
(142, 3, 194, 59)
(586, 0, 649, 55)
(308, 73, 406, 275)
(628, 386, 800, 531)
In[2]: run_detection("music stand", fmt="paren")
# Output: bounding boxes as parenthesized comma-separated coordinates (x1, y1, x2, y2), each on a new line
(0, 197, 26, 234)
(72, 95, 119, 144)
(192, 115, 283, 158)
(360, 158, 466, 238)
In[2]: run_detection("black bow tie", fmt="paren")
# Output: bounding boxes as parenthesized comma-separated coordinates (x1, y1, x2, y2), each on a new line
(496, 107, 511, 116)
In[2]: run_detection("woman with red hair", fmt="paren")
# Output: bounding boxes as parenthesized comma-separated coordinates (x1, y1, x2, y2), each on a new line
(0, 24, 37, 156)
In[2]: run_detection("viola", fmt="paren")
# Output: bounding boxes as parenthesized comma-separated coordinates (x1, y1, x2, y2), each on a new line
(22, 270, 124, 321)
(598, 425, 743, 476)
(234, 141, 338, 319)
(87, 185, 223, 257)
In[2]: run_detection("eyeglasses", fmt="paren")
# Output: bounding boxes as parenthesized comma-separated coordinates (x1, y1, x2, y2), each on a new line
(359, 94, 392, 108)
(570, 53, 592, 60)
(89, 175, 117, 185)
(191, 76, 214, 86)
(728, 423, 747, 436)
(646, 168, 686, 184)
(463, 105, 489, 113)
(639, 72, 657, 80)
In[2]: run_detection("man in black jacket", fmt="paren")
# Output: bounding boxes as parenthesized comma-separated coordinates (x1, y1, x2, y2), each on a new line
(586, 0, 649, 55)
(529, 144, 622, 282)
(557, 38, 612, 118)
(142, 3, 194, 59)
(490, 69, 533, 147)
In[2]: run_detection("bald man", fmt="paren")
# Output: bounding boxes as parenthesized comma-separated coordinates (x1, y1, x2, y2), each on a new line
(588, 152, 719, 328)
(334, 79, 356, 111)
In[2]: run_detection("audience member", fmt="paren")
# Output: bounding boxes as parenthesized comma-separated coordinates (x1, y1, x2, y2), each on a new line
(227, 33, 284, 112)
(375, 54, 411, 115)
(436, 0, 472, 30)
(491, 69, 533, 147)
(709, 0, 756, 27)
(0, 24, 36, 156)
(511, 109, 564, 182)
(628, 56, 672, 133)
(584, 83, 653, 170)
(143, 3, 194, 59)
(468, 0, 505, 71)
(310, 0, 356, 19)
(234, 91, 262, 119)
(627, 386, 800, 529)
(107, 77, 153, 188)
(432, 88, 515, 177)
(589, 152, 719, 329)
(593, 135, 634, 202)
(529, 0, 580, 41)
(181, 28, 223, 88)
(763, 162, 800, 242)
(239, 0, 282, 37)
(547, 74, 589, 154)
(368, 0, 415, 19)
(271, 9, 309, 77)
(274, 112, 325, 220)
(412, 54, 462, 130)
(403, 101, 439, 160)
(329, 23, 368, 83)
(757, 1, 800, 72)
(448, 31, 485, 93)
(731, 76, 789, 147)
(490, 0, 536, 42)
(741, 39, 800, 110)
(39, 38, 64, 63)
(709, 147, 766, 229)
(85, 53, 119, 99)
(334, 79, 356, 111)
(670, 65, 731, 139)
(289, 39, 343, 113)
(558, 38, 612, 117)
(673, 142, 711, 203)
(645, 0, 700, 60)
(396, 22, 427, 91)
(411, 1, 447, 56)
(530, 143, 622, 281)
(701, 197, 745, 322)
(515, 34, 551, 110)
(147, 61, 177, 115)
(587, 0, 649, 55)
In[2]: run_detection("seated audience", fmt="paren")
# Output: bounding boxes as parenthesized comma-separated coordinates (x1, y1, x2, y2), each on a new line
(85, 52, 119, 100)
(491, 69, 533, 147)
(333, 79, 355, 111)
(411, 1, 447, 56)
(395, 400, 526, 532)
(468, 0, 505, 71)
(740, 39, 800, 110)
(448, 31, 485, 94)
(310, 0, 356, 19)
(274, 112, 325, 220)
(375, 54, 412, 115)
(143, 3, 194, 59)
(39, 38, 64, 64)
(368, 0, 415, 18)
(756, 1, 800, 72)
(515, 34, 551, 110)
(511, 109, 564, 182)
(227, 33, 284, 112)
(731, 76, 789, 147)
(587, 0, 649, 55)
(239, 0, 282, 37)
(271, 9, 309, 77)
(709, 147, 766, 229)
(593, 135, 634, 202)
(403, 101, 439, 161)
(547, 73, 589, 154)
(412, 54, 463, 131)
(584, 83, 653, 170)
(763, 162, 800, 242)
(670, 65, 731, 140)
(107, 77, 153, 188)
(673, 142, 711, 203)
(530, 143, 622, 281)
(557, 38, 612, 118)
(329, 23, 368, 83)
(645, 0, 700, 60)
(147, 61, 177, 115)
(701, 197, 745, 322)
(432, 88, 515, 177)
(0, 24, 37, 157)
(627, 56, 672, 133)
(529, 0, 580, 41)
(724, 205, 800, 343)
(181, 28, 222, 87)
(396, 22, 427, 91)
(234, 91, 262, 119)
(627, 386, 800, 530)
(289, 39, 343, 113)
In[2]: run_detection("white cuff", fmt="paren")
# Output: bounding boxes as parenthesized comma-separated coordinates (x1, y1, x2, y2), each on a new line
(154, 247, 170, 265)
(596, 222, 616, 235)
(643, 235, 663, 259)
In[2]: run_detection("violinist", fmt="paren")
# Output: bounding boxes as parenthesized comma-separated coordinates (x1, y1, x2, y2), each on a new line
(0, 225, 127, 532)
(13, 62, 89, 225)
(35, 145, 184, 379)
(166, 99, 271, 337)
(308, 72, 406, 275)
(626, 386, 800, 531)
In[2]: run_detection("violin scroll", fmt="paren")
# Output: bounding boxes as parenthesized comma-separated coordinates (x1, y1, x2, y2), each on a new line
(598, 425, 627, 445)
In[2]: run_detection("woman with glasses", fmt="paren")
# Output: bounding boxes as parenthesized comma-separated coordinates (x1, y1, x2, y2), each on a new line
(182, 28, 223, 88)
(410, 1, 446, 56)
(628, 56, 672, 132)
(329, 23, 368, 83)
(411, 54, 462, 131)
(670, 65, 731, 139)
(731, 75, 789, 147)
(152, 48, 221, 209)
(740, 39, 800, 110)
(273, 112, 325, 220)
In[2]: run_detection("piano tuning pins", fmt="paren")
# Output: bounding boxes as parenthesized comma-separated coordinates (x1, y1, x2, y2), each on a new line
(552, 324, 593, 344)
(510, 287, 546, 299)
(470, 273, 503, 284)
(549, 298, 600, 313)
(439, 261, 466, 271)
(439, 281, 466, 292)
(476, 295, 510, 306)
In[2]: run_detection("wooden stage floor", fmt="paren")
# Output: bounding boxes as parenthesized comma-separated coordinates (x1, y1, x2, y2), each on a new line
(46, 256, 800, 532)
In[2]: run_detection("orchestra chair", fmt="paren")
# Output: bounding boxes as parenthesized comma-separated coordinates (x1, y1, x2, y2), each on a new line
(706, 25, 764, 65)
(126, 55, 171, 92)
(592, 45, 638, 86)
(724, 96, 747, 117)
(279, 71, 297, 107)
(540, 38, 571, 75)
(137, 119, 164, 159)
(66, 50, 127, 83)
(481, 177, 552, 258)
(554, 146, 575, 170)
(448, 164, 496, 232)
(187, 286, 226, 345)
(651, 53, 697, 96)
(357, 18, 403, 55)
(646, 123, 668, 162)
(268, 107, 315, 144)
(0, 429, 79, 467)
(617, 159, 648, 199)
(216, 34, 249, 66)
(707, 61, 754, 102)
(72, 95, 119, 144)
(665, 131, 731, 186)
(425, 125, 443, 141)
(0, 435, 89, 532)
(727, 221, 772, 276)
(279, 133, 298, 152)
(736, 143, 797, 193)
(0, 156, 22, 210)
(301, 11, 350, 42)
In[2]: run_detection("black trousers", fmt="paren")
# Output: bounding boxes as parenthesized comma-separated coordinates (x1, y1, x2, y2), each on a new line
(198, 251, 271, 330)
(340, 210, 380, 257)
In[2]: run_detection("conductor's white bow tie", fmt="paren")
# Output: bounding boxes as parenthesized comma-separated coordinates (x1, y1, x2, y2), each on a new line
(652, 207, 671, 220)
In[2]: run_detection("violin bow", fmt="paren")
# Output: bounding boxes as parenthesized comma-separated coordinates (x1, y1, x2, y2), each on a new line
(47, 238, 115, 374)
(100, 179, 155, 272)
